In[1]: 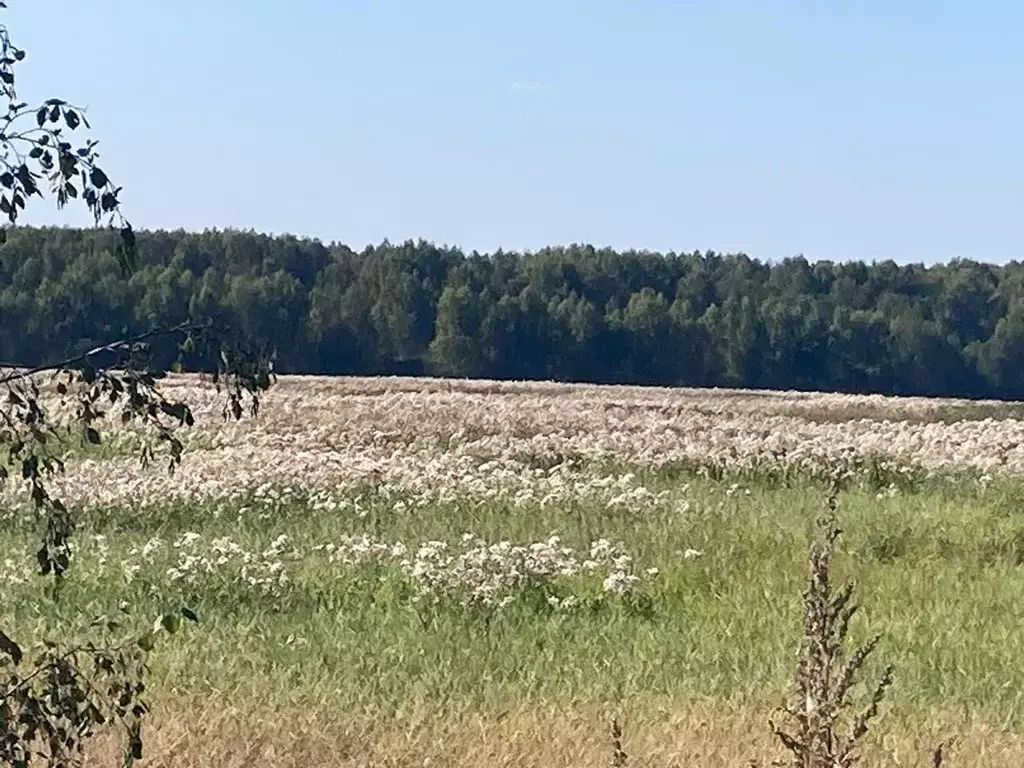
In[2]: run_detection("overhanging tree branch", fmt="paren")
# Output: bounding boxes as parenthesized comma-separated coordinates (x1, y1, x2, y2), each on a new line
(0, 322, 197, 386)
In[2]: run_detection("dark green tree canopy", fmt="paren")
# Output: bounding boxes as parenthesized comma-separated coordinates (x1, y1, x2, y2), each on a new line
(2, 227, 1022, 399)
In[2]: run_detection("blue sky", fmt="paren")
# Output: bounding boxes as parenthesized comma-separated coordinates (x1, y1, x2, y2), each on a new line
(6, 1, 1023, 263)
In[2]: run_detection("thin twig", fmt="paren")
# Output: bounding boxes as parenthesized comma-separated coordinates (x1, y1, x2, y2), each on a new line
(0, 321, 199, 386)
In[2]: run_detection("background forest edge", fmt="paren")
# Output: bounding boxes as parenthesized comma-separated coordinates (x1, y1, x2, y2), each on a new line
(3, 224, 1023, 400)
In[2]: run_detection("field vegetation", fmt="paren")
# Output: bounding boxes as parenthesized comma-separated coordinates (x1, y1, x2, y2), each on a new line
(5, 375, 1024, 766)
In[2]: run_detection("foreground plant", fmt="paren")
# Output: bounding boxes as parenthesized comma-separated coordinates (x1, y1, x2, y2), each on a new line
(2, 622, 154, 768)
(0, 4, 273, 765)
(769, 483, 894, 768)
(768, 483, 956, 768)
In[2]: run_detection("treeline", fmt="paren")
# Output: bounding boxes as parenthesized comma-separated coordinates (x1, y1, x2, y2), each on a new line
(2, 226, 1024, 398)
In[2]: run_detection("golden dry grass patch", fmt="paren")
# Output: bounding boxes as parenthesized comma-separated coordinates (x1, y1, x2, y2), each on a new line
(81, 699, 1024, 767)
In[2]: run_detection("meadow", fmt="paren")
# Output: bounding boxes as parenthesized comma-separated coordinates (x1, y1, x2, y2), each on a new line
(5, 375, 1024, 766)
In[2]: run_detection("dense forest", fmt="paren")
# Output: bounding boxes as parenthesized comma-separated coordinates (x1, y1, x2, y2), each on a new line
(2, 225, 1023, 399)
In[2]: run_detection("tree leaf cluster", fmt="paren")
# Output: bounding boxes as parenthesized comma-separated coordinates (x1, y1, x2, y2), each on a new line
(0, 8, 274, 766)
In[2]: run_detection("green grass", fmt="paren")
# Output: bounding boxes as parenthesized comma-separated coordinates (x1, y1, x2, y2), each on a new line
(4, 470, 1024, 741)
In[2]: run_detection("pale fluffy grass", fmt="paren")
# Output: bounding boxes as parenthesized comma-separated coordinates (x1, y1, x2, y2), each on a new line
(8, 373, 1024, 517)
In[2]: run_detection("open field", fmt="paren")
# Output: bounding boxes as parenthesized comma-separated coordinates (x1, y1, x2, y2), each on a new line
(6, 376, 1024, 765)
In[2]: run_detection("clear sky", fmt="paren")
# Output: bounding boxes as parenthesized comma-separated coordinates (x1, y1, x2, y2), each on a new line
(6, 1, 1023, 263)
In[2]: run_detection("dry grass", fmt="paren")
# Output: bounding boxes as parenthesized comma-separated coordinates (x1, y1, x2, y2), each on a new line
(79, 700, 1024, 767)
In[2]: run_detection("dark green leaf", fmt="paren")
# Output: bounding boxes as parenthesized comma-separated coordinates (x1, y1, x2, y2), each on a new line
(36, 107, 46, 127)
(160, 613, 181, 634)
(130, 724, 143, 760)
(181, 606, 199, 623)
(85, 427, 101, 445)
(0, 630, 22, 665)
(116, 225, 138, 274)
(89, 166, 108, 187)
(37, 546, 51, 575)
